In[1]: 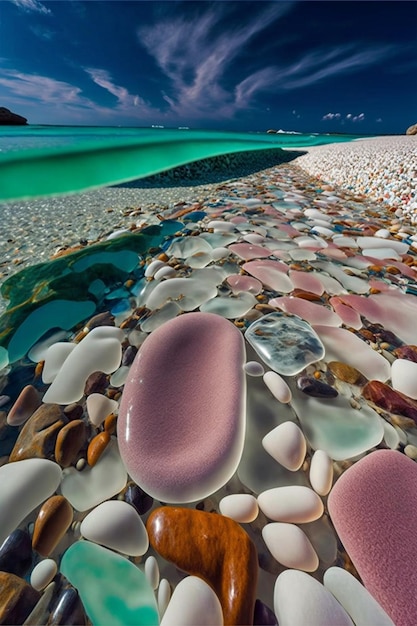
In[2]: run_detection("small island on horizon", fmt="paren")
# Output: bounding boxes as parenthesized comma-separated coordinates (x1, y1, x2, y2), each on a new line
(0, 107, 28, 126)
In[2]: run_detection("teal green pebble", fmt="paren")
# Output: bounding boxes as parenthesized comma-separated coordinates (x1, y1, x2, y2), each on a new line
(60, 541, 159, 626)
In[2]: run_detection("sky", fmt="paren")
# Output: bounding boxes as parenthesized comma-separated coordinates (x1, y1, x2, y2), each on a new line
(0, 0, 416, 134)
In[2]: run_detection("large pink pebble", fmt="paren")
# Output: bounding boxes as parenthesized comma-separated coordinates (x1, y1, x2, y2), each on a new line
(118, 312, 246, 503)
(328, 450, 417, 626)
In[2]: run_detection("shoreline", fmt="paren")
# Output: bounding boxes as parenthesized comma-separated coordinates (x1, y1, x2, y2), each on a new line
(0, 136, 416, 294)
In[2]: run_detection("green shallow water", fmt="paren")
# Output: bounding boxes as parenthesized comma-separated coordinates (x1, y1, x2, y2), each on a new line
(0, 127, 366, 201)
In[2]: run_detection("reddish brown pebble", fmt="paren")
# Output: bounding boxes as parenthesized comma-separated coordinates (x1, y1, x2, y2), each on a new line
(63, 403, 84, 421)
(394, 345, 417, 363)
(84, 311, 115, 330)
(147, 506, 258, 626)
(363, 380, 417, 424)
(32, 495, 73, 557)
(6, 385, 41, 426)
(9, 404, 66, 462)
(54, 419, 87, 467)
(87, 431, 111, 466)
(0, 572, 40, 624)
(84, 372, 108, 396)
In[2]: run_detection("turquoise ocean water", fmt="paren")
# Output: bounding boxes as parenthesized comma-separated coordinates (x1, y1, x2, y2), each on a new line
(0, 126, 368, 201)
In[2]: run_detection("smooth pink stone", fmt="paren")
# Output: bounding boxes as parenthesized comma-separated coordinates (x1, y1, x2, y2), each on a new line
(329, 297, 363, 330)
(228, 243, 271, 260)
(328, 450, 417, 626)
(340, 292, 417, 345)
(270, 297, 342, 327)
(243, 260, 293, 293)
(288, 270, 324, 295)
(226, 274, 263, 295)
(320, 248, 348, 259)
(278, 224, 303, 237)
(117, 312, 246, 503)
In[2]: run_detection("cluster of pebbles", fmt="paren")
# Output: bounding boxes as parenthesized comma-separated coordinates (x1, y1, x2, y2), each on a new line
(1, 137, 417, 625)
(295, 135, 417, 222)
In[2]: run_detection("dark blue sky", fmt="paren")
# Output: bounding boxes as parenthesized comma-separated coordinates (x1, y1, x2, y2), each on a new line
(1, 1, 416, 134)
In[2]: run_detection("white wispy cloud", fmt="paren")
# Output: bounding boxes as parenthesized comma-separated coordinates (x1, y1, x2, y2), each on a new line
(9, 0, 51, 15)
(137, 3, 294, 118)
(322, 112, 365, 123)
(84, 67, 156, 117)
(136, 3, 400, 121)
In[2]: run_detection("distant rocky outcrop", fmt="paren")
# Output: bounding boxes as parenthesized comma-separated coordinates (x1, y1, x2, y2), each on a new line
(0, 107, 27, 125)
(406, 123, 417, 135)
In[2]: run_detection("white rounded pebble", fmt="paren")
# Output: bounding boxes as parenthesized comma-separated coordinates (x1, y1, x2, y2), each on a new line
(211, 247, 230, 261)
(374, 229, 391, 239)
(263, 371, 292, 403)
(145, 259, 166, 278)
(42, 343, 76, 384)
(86, 393, 118, 427)
(244, 361, 265, 377)
(309, 449, 334, 496)
(0, 458, 62, 544)
(262, 421, 306, 471)
(30, 559, 57, 591)
(391, 358, 417, 399)
(274, 569, 354, 626)
(158, 579, 172, 619)
(380, 417, 401, 450)
(219, 493, 259, 523)
(144, 556, 160, 590)
(258, 486, 324, 523)
(80, 500, 148, 556)
(323, 567, 395, 626)
(262, 522, 319, 572)
(109, 365, 130, 387)
(161, 576, 224, 626)
(153, 265, 177, 281)
(42, 326, 124, 404)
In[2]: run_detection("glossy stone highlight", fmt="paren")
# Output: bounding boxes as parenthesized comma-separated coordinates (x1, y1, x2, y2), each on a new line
(118, 312, 246, 503)
(147, 506, 257, 626)
(245, 312, 325, 376)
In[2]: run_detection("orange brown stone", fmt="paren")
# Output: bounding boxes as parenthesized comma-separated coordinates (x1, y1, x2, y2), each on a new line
(54, 419, 87, 467)
(32, 495, 73, 557)
(0, 572, 40, 625)
(87, 431, 111, 466)
(147, 506, 258, 625)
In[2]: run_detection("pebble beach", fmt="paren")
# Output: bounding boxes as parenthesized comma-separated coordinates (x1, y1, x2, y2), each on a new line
(1, 134, 417, 625)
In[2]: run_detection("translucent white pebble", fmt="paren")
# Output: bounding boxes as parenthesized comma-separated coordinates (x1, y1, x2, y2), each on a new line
(0, 458, 62, 544)
(161, 576, 224, 626)
(30, 559, 57, 591)
(381, 417, 401, 450)
(219, 493, 259, 523)
(42, 327, 124, 404)
(42, 343, 76, 384)
(86, 393, 118, 427)
(323, 567, 395, 626)
(158, 579, 172, 620)
(144, 556, 160, 590)
(374, 229, 391, 239)
(61, 438, 127, 512)
(274, 570, 354, 626)
(258, 486, 324, 523)
(109, 365, 130, 387)
(309, 449, 334, 496)
(211, 247, 230, 261)
(262, 422, 306, 471)
(80, 500, 148, 556)
(391, 358, 417, 399)
(28, 330, 68, 363)
(145, 259, 166, 278)
(153, 265, 176, 281)
(263, 371, 292, 403)
(244, 361, 265, 377)
(262, 523, 319, 572)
